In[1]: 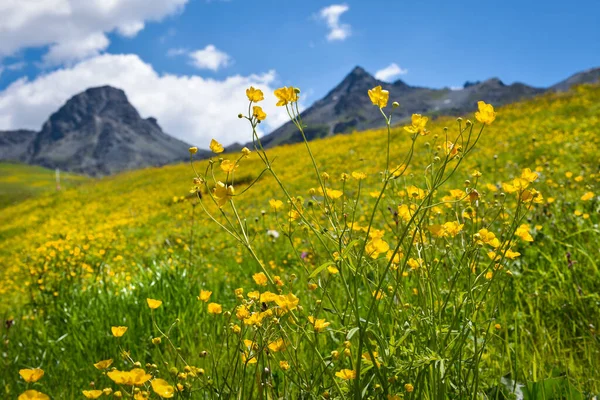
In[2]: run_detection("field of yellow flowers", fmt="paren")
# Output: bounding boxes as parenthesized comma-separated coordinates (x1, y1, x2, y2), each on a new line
(1, 83, 599, 399)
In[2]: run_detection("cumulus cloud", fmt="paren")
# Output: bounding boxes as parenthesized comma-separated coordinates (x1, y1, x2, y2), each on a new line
(318, 4, 351, 42)
(0, 0, 188, 63)
(188, 45, 231, 71)
(0, 54, 297, 147)
(374, 63, 408, 81)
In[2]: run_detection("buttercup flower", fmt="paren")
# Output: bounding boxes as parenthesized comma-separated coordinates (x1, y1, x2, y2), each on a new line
(18, 390, 50, 400)
(253, 105, 267, 121)
(207, 303, 222, 314)
(404, 114, 429, 135)
(246, 86, 264, 102)
(82, 390, 103, 399)
(198, 290, 212, 302)
(253, 272, 268, 286)
(335, 369, 356, 380)
(19, 368, 44, 383)
(111, 326, 128, 337)
(475, 101, 496, 125)
(94, 359, 113, 370)
(107, 368, 152, 386)
(368, 86, 389, 108)
(188, 147, 198, 154)
(146, 298, 162, 309)
(213, 181, 234, 208)
(209, 139, 224, 154)
(151, 378, 175, 398)
(274, 86, 299, 106)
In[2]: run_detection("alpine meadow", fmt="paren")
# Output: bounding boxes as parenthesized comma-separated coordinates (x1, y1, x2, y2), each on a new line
(2, 81, 599, 399)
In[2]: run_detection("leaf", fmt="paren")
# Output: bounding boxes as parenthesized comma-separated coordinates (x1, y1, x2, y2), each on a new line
(308, 261, 335, 278)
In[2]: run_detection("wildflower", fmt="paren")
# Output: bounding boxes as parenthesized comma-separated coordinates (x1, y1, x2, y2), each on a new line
(19, 368, 44, 383)
(335, 369, 356, 380)
(274, 86, 299, 106)
(581, 191, 594, 201)
(241, 147, 251, 157)
(82, 390, 103, 399)
(495, 323, 502, 330)
(279, 361, 290, 370)
(352, 171, 366, 180)
(327, 265, 339, 274)
(476, 229, 501, 248)
(18, 391, 50, 400)
(93, 359, 113, 370)
(152, 337, 162, 345)
(107, 369, 152, 386)
(404, 114, 429, 135)
(146, 298, 162, 309)
(151, 378, 175, 398)
(405, 383, 414, 392)
(111, 326, 128, 337)
(252, 106, 267, 121)
(308, 316, 330, 332)
(198, 290, 212, 302)
(269, 199, 284, 211)
(220, 160, 238, 173)
(275, 293, 299, 312)
(475, 101, 496, 125)
(213, 181, 234, 207)
(267, 338, 286, 352)
(253, 272, 268, 286)
(515, 224, 534, 242)
(209, 139, 224, 154)
(188, 147, 198, 155)
(246, 86, 264, 102)
(368, 86, 389, 108)
(207, 303, 222, 314)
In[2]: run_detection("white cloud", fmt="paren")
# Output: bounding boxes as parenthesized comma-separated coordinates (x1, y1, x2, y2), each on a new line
(374, 63, 408, 81)
(189, 45, 231, 71)
(0, 54, 298, 147)
(319, 4, 351, 42)
(0, 0, 188, 64)
(167, 47, 188, 57)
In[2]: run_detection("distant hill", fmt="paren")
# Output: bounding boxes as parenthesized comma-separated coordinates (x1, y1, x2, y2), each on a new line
(258, 66, 600, 148)
(0, 86, 204, 176)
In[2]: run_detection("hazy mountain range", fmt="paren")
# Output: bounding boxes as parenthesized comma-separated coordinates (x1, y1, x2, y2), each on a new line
(1, 66, 598, 176)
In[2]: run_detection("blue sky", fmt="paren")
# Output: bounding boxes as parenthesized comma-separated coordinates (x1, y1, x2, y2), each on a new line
(0, 0, 599, 145)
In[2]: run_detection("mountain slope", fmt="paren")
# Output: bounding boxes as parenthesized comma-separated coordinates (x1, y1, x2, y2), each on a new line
(0, 86, 204, 176)
(550, 67, 600, 91)
(258, 66, 561, 147)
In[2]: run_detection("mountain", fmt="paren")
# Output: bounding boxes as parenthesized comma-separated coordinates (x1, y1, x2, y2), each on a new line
(550, 67, 600, 92)
(0, 86, 202, 176)
(258, 66, 599, 148)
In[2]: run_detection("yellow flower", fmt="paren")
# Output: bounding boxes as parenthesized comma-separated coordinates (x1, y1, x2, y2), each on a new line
(241, 147, 251, 157)
(19, 368, 44, 383)
(198, 290, 212, 302)
(220, 160, 238, 173)
(403, 114, 429, 135)
(267, 338, 286, 352)
(18, 390, 50, 400)
(308, 316, 330, 332)
(188, 147, 198, 155)
(146, 298, 162, 309)
(151, 378, 175, 398)
(335, 369, 356, 380)
(581, 191, 594, 201)
(275, 293, 299, 312)
(246, 86, 264, 102)
(93, 359, 113, 370)
(111, 326, 128, 337)
(252, 272, 268, 286)
(252, 105, 267, 121)
(213, 181, 234, 208)
(269, 199, 284, 211)
(82, 390, 103, 399)
(209, 139, 224, 154)
(351, 171, 366, 180)
(476, 229, 501, 248)
(279, 361, 290, 371)
(475, 101, 496, 125)
(207, 303, 222, 314)
(405, 383, 414, 392)
(515, 224, 534, 242)
(107, 369, 151, 386)
(368, 86, 389, 108)
(274, 86, 298, 106)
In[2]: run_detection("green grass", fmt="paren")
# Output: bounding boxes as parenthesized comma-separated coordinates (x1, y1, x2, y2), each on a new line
(0, 163, 88, 208)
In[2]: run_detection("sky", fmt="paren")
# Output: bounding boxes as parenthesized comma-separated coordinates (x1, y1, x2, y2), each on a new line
(0, 0, 599, 147)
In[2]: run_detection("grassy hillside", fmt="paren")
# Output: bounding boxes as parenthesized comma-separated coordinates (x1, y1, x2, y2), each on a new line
(1, 84, 599, 398)
(0, 162, 88, 208)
